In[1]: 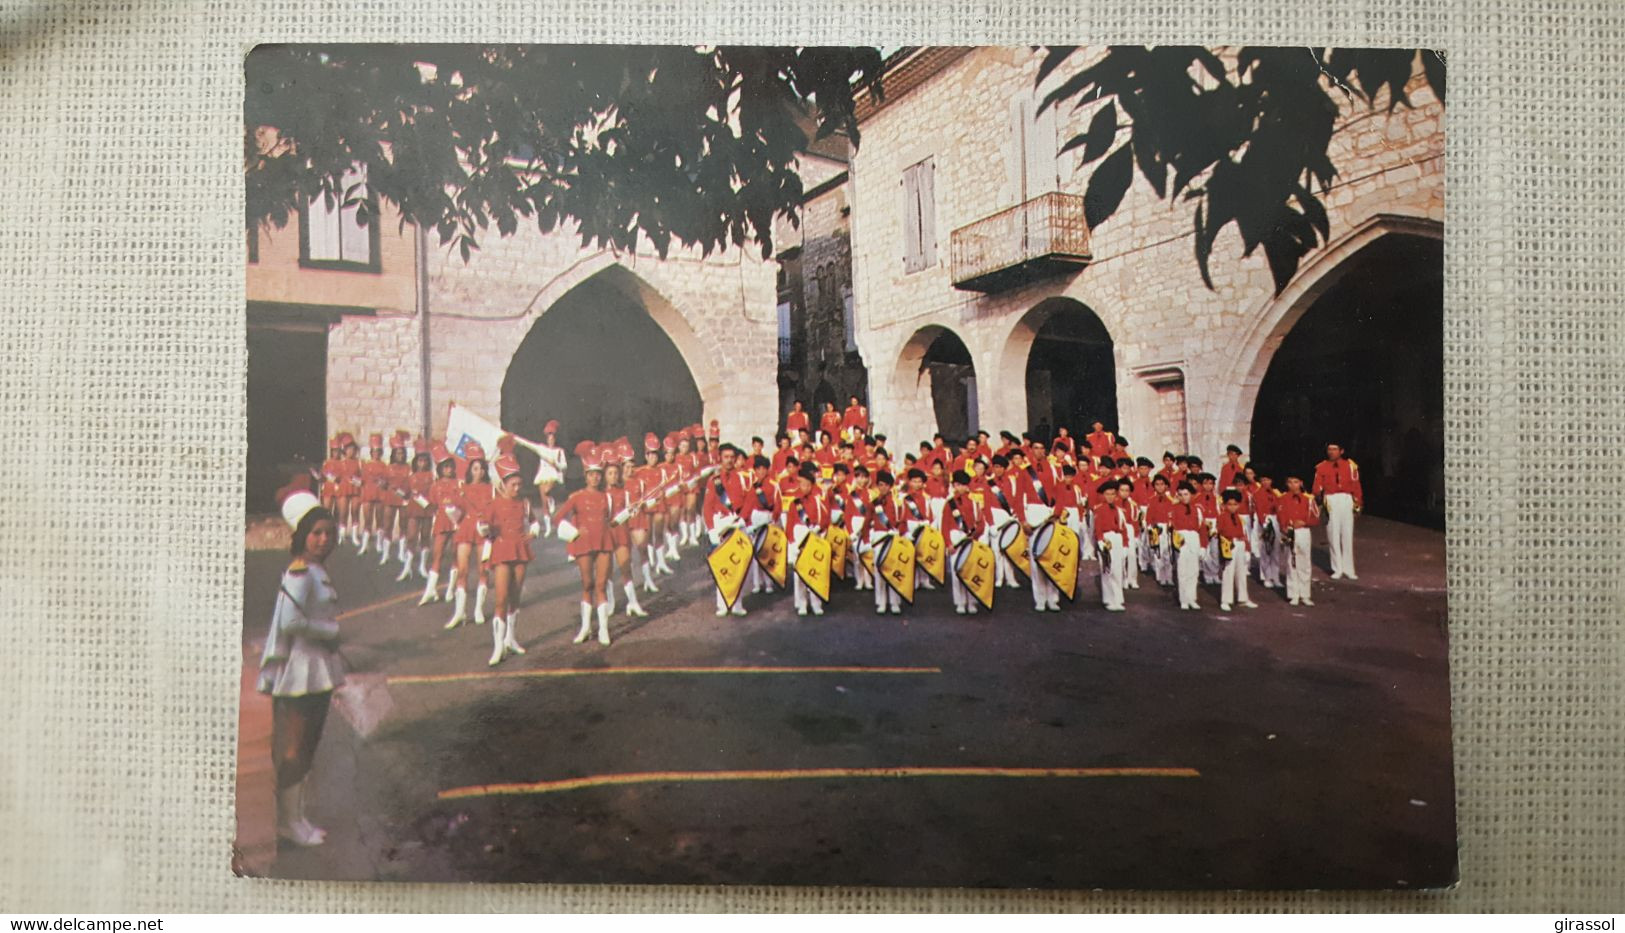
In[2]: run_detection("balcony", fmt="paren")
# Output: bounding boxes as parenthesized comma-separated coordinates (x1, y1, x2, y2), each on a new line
(949, 191, 1093, 293)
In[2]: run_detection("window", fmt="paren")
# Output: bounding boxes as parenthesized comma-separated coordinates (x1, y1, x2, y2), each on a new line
(777, 301, 793, 365)
(902, 158, 937, 273)
(1010, 94, 1060, 201)
(842, 286, 857, 352)
(299, 164, 380, 272)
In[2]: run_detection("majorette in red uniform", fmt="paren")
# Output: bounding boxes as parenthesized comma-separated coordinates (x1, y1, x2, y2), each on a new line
(320, 437, 342, 516)
(444, 442, 493, 629)
(556, 442, 615, 646)
(356, 433, 387, 555)
(419, 442, 464, 608)
(785, 401, 810, 438)
(660, 432, 685, 564)
(399, 436, 434, 582)
(377, 431, 411, 571)
(483, 452, 540, 667)
(635, 433, 673, 578)
(333, 433, 362, 544)
(600, 441, 650, 620)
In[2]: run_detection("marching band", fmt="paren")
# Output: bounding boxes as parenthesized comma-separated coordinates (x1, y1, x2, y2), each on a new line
(314, 406, 1362, 664)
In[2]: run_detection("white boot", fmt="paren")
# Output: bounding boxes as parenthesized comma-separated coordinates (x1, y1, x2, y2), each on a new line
(473, 583, 488, 624)
(665, 532, 680, 562)
(357, 530, 370, 555)
(418, 547, 431, 577)
(487, 614, 507, 666)
(596, 602, 612, 645)
(395, 548, 413, 582)
(572, 601, 593, 644)
(503, 611, 525, 654)
(277, 783, 324, 847)
(444, 586, 467, 630)
(605, 582, 617, 616)
(418, 571, 440, 606)
(625, 581, 648, 618)
(377, 536, 391, 565)
(642, 562, 660, 593)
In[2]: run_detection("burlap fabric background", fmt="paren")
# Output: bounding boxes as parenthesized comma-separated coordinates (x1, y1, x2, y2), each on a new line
(1, 0, 1621, 913)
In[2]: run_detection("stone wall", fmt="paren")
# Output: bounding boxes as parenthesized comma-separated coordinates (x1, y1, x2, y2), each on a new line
(848, 46, 1445, 461)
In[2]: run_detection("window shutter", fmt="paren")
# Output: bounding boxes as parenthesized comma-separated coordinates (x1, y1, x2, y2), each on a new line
(1006, 98, 1028, 204)
(338, 166, 371, 262)
(1026, 95, 1059, 197)
(919, 159, 937, 268)
(902, 164, 922, 272)
(306, 189, 341, 261)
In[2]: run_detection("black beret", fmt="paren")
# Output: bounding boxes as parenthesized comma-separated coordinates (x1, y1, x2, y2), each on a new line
(1097, 480, 1118, 495)
(876, 470, 895, 486)
(991, 454, 1010, 468)
(951, 470, 971, 485)
(1227, 444, 1243, 454)
(752, 454, 771, 469)
(798, 463, 820, 481)
(906, 468, 926, 481)
(1177, 481, 1196, 493)
(1221, 488, 1244, 502)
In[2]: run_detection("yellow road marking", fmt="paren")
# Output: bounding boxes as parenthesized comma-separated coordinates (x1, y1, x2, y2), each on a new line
(389, 665, 942, 686)
(439, 766, 1200, 800)
(337, 590, 422, 620)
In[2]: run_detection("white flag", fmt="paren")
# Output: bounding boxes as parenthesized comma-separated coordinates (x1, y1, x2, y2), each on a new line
(445, 403, 503, 459)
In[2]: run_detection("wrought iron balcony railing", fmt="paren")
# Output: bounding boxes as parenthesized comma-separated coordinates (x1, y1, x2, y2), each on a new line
(949, 191, 1093, 293)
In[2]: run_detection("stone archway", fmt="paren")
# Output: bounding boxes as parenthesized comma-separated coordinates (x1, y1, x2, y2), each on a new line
(893, 325, 978, 445)
(998, 297, 1118, 443)
(1247, 231, 1444, 527)
(501, 264, 708, 482)
(1205, 213, 1444, 460)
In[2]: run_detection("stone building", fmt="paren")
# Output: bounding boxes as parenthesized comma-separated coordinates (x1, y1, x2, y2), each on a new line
(246, 45, 1444, 525)
(772, 134, 870, 433)
(845, 47, 1444, 525)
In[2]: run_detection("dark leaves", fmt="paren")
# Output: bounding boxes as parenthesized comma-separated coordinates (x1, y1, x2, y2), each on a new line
(1039, 44, 1442, 295)
(1085, 144, 1133, 230)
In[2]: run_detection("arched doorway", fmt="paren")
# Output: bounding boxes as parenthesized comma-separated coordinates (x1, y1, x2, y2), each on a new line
(1012, 298, 1117, 442)
(502, 269, 703, 485)
(1249, 234, 1444, 528)
(896, 326, 978, 443)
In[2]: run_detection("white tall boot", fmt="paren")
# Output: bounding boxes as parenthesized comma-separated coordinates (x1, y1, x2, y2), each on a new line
(605, 580, 617, 615)
(572, 601, 593, 644)
(487, 614, 507, 666)
(624, 581, 648, 618)
(395, 546, 413, 582)
(357, 530, 370, 555)
(503, 611, 525, 655)
(444, 585, 467, 629)
(641, 562, 660, 593)
(277, 783, 324, 847)
(596, 602, 612, 645)
(418, 547, 431, 577)
(377, 535, 391, 565)
(665, 532, 680, 562)
(418, 570, 440, 606)
(473, 582, 488, 624)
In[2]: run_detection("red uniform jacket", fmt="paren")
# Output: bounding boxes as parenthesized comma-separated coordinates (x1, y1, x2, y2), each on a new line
(785, 410, 810, 435)
(1168, 501, 1211, 547)
(745, 479, 780, 526)
(781, 491, 831, 539)
(899, 488, 930, 528)
(454, 482, 494, 544)
(819, 411, 842, 441)
(1216, 509, 1247, 542)
(486, 495, 534, 564)
(1086, 430, 1115, 459)
(841, 404, 869, 435)
(702, 472, 744, 531)
(1092, 502, 1126, 543)
(1219, 460, 1247, 490)
(940, 492, 986, 544)
(1251, 486, 1278, 519)
(428, 476, 463, 535)
(1274, 492, 1321, 529)
(1312, 458, 1364, 508)
(1147, 493, 1176, 527)
(868, 490, 904, 537)
(556, 488, 613, 557)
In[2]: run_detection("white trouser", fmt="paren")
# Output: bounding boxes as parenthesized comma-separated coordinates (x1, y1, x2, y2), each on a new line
(949, 568, 972, 610)
(789, 544, 824, 613)
(1256, 517, 1282, 586)
(1325, 492, 1356, 576)
(1221, 539, 1250, 606)
(1136, 527, 1152, 572)
(1200, 533, 1221, 583)
(1286, 527, 1314, 601)
(875, 570, 902, 611)
(1153, 526, 1174, 585)
(1123, 529, 1141, 588)
(1098, 532, 1127, 608)
(1175, 532, 1202, 607)
(1030, 554, 1060, 609)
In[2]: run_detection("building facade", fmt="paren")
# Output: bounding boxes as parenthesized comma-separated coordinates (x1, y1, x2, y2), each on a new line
(845, 46, 1444, 524)
(247, 46, 1444, 524)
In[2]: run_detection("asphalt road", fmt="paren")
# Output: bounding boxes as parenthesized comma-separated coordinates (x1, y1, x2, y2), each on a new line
(240, 516, 1456, 890)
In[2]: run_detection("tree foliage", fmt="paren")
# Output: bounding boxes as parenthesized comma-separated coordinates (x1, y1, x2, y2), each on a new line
(245, 44, 884, 261)
(1037, 46, 1445, 293)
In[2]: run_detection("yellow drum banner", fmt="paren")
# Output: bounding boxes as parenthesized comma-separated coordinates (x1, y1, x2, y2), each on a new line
(915, 526, 947, 584)
(955, 540, 997, 611)
(877, 534, 916, 604)
(1035, 521, 1080, 601)
(794, 533, 833, 602)
(828, 524, 850, 579)
(756, 523, 789, 588)
(707, 528, 753, 611)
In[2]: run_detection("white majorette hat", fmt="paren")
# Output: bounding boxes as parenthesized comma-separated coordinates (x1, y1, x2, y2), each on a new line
(277, 479, 322, 530)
